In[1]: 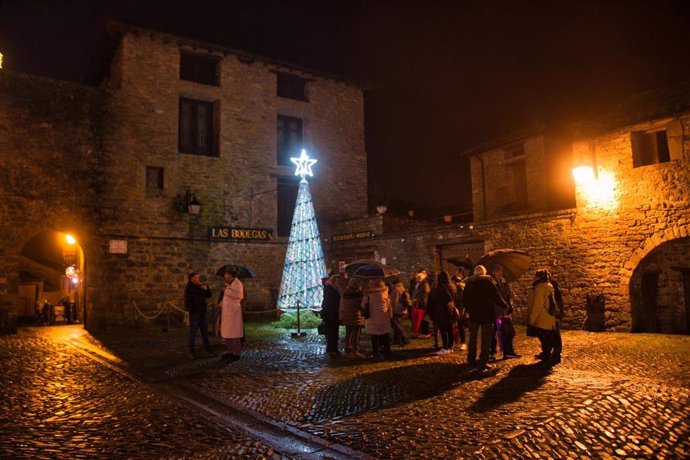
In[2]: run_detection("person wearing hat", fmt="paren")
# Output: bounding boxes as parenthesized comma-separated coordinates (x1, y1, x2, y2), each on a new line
(218, 268, 244, 362)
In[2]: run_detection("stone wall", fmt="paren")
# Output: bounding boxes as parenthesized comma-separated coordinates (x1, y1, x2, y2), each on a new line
(329, 115, 690, 332)
(88, 30, 366, 323)
(470, 136, 549, 221)
(0, 26, 367, 330)
(0, 71, 106, 332)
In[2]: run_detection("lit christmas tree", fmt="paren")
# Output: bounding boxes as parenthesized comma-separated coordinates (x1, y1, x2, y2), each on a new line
(277, 150, 328, 310)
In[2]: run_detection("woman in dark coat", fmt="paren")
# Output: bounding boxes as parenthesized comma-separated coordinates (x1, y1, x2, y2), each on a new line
(429, 271, 458, 354)
(339, 277, 366, 358)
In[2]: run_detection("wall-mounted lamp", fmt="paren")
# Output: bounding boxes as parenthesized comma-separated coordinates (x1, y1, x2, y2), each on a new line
(572, 142, 597, 185)
(178, 189, 201, 215)
(376, 205, 388, 215)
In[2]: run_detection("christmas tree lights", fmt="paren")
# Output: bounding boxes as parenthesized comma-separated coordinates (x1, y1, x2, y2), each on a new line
(277, 150, 328, 309)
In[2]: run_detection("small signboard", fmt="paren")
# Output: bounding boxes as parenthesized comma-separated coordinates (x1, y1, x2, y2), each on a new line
(209, 227, 274, 241)
(108, 240, 128, 254)
(332, 231, 375, 242)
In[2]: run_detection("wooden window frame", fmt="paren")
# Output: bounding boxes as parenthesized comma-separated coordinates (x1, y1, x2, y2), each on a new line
(180, 52, 220, 86)
(179, 97, 220, 157)
(277, 115, 303, 166)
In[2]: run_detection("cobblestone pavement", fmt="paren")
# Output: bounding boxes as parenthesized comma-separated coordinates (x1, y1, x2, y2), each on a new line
(86, 322, 690, 459)
(4, 323, 690, 459)
(0, 326, 282, 459)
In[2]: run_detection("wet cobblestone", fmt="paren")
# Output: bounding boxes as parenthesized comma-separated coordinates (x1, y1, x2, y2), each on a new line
(179, 328, 689, 459)
(10, 323, 690, 459)
(0, 327, 283, 459)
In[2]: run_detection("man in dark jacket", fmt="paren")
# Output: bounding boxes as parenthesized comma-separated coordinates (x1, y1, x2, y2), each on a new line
(184, 272, 213, 358)
(463, 265, 509, 371)
(320, 274, 343, 358)
(491, 265, 520, 359)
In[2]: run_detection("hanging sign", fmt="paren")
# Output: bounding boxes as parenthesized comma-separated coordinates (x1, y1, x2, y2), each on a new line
(332, 231, 375, 242)
(209, 227, 274, 241)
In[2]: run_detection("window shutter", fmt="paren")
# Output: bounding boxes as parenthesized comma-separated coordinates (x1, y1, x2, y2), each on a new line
(213, 100, 221, 156)
(666, 119, 683, 161)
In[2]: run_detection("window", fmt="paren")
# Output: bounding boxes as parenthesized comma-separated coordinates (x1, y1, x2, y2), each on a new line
(277, 73, 308, 101)
(509, 160, 527, 209)
(277, 115, 303, 165)
(632, 130, 670, 168)
(277, 177, 299, 237)
(146, 166, 164, 190)
(179, 97, 219, 156)
(180, 53, 220, 86)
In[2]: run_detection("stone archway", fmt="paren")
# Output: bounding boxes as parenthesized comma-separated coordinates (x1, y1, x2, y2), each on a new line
(629, 236, 690, 334)
(18, 230, 86, 325)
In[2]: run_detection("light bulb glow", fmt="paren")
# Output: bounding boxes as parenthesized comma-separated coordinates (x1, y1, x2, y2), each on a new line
(577, 168, 619, 211)
(65, 234, 76, 245)
(572, 165, 595, 185)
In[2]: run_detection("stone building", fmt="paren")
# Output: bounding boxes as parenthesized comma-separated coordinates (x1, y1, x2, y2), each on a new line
(328, 81, 690, 333)
(0, 22, 366, 332)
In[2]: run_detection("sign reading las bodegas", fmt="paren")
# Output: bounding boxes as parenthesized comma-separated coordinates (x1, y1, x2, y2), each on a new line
(209, 227, 273, 241)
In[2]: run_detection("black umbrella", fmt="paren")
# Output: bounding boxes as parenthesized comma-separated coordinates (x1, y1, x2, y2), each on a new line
(215, 264, 257, 279)
(352, 264, 401, 280)
(344, 259, 383, 277)
(446, 257, 475, 270)
(476, 249, 531, 283)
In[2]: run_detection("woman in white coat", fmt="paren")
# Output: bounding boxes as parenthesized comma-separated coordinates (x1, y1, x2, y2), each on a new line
(362, 278, 392, 359)
(219, 268, 244, 361)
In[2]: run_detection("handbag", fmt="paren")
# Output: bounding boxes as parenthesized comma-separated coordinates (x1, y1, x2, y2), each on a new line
(447, 302, 460, 320)
(548, 294, 559, 316)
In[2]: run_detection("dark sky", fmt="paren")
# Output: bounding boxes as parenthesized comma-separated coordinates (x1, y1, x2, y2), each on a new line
(3, 0, 690, 211)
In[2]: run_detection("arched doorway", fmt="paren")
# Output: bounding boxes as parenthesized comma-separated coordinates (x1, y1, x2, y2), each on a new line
(18, 230, 85, 325)
(630, 237, 690, 334)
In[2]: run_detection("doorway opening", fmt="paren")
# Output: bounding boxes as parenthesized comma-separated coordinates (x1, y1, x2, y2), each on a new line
(630, 237, 690, 334)
(18, 230, 85, 326)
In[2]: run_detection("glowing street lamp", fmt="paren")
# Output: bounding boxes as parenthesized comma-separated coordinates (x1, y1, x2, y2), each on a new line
(572, 164, 595, 185)
(65, 234, 76, 245)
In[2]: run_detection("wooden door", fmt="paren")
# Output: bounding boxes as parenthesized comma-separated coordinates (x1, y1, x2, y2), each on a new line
(17, 282, 41, 318)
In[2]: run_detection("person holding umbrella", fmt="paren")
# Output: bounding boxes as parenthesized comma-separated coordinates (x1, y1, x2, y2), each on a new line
(218, 267, 244, 362)
(362, 277, 393, 359)
(184, 272, 214, 359)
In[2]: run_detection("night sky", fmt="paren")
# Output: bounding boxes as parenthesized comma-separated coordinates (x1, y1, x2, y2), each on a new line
(3, 0, 690, 212)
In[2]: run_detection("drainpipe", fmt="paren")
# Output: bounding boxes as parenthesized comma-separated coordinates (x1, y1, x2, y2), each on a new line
(478, 155, 488, 221)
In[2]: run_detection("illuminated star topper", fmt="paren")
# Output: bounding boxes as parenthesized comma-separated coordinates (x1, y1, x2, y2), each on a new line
(291, 149, 317, 180)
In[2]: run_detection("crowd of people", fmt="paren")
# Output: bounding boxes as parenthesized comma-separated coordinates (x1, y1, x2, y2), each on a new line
(320, 264, 565, 371)
(182, 264, 565, 369)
